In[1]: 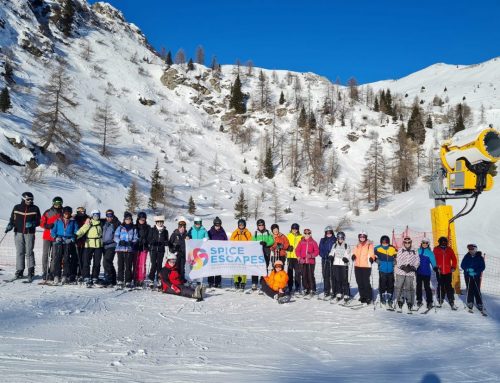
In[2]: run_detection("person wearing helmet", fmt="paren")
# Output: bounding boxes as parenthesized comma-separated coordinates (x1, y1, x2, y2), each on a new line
(114, 212, 138, 289)
(73, 207, 88, 281)
(5, 192, 41, 281)
(374, 235, 397, 307)
(261, 260, 289, 303)
(295, 229, 319, 297)
(433, 237, 457, 308)
(101, 209, 120, 286)
(207, 217, 228, 288)
(230, 219, 252, 290)
(286, 223, 302, 294)
(169, 218, 189, 282)
(147, 215, 169, 289)
(187, 217, 209, 285)
(134, 212, 151, 287)
(76, 209, 104, 287)
(39, 196, 64, 281)
(416, 238, 437, 310)
(50, 206, 79, 284)
(319, 226, 336, 298)
(460, 244, 486, 312)
(159, 253, 204, 301)
(270, 224, 290, 268)
(351, 230, 375, 304)
(251, 219, 274, 290)
(394, 237, 420, 311)
(329, 231, 352, 302)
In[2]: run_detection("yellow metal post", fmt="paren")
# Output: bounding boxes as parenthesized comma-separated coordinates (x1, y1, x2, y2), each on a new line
(430, 205, 461, 294)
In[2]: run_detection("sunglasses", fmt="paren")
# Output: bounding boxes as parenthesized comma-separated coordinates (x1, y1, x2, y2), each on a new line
(275, 265, 283, 269)
(358, 235, 367, 239)
(403, 240, 412, 244)
(421, 241, 429, 245)
(467, 245, 477, 250)
(194, 222, 201, 225)
(106, 214, 114, 218)
(25, 198, 33, 202)
(304, 232, 311, 235)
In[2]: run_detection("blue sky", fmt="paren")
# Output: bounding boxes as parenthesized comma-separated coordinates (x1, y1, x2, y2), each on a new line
(89, 0, 500, 84)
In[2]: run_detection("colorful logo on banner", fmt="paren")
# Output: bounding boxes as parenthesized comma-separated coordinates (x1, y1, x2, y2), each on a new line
(189, 248, 209, 270)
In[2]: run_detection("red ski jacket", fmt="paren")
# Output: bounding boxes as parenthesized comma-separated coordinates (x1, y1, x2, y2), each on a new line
(433, 246, 457, 275)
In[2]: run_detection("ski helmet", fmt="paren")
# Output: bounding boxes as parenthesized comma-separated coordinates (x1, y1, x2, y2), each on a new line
(22, 192, 34, 201)
(193, 216, 202, 224)
(213, 216, 222, 226)
(123, 211, 133, 220)
(270, 224, 279, 232)
(256, 219, 265, 226)
(274, 260, 284, 267)
(403, 237, 412, 247)
(90, 209, 100, 218)
(358, 230, 368, 240)
(380, 235, 390, 244)
(63, 206, 73, 215)
(177, 216, 187, 226)
(76, 207, 86, 215)
(167, 253, 177, 261)
(237, 218, 246, 228)
(138, 211, 147, 220)
(291, 223, 300, 231)
(336, 231, 346, 240)
(324, 225, 334, 234)
(154, 215, 165, 222)
(52, 196, 63, 206)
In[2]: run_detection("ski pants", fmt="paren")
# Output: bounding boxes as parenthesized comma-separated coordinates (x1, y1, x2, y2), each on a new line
(379, 271, 394, 298)
(14, 233, 35, 273)
(73, 245, 85, 278)
(322, 257, 334, 294)
(162, 284, 196, 298)
(252, 252, 270, 285)
(177, 253, 187, 282)
(117, 251, 135, 283)
(233, 275, 247, 285)
(42, 239, 54, 277)
(91, 247, 103, 280)
(52, 242, 76, 279)
(82, 247, 102, 280)
(395, 274, 415, 306)
(261, 278, 285, 299)
(465, 275, 483, 307)
(354, 267, 372, 302)
(416, 274, 433, 305)
(103, 247, 117, 284)
(287, 258, 301, 292)
(333, 265, 350, 297)
(149, 249, 165, 282)
(301, 263, 316, 292)
(436, 272, 454, 304)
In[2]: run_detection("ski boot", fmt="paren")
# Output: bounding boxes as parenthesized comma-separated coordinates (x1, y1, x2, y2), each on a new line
(14, 270, 24, 279)
(53, 276, 60, 285)
(61, 276, 68, 285)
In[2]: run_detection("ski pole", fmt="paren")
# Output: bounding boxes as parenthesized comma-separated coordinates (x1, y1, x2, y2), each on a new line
(463, 273, 471, 309)
(0, 232, 8, 247)
(471, 274, 486, 312)
(370, 263, 375, 307)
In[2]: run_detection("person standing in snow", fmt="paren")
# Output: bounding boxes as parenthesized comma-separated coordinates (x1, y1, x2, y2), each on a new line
(74, 207, 88, 281)
(270, 223, 290, 267)
(329, 231, 351, 302)
(50, 206, 79, 284)
(76, 210, 104, 286)
(114, 211, 138, 289)
(169, 218, 188, 283)
(5, 192, 41, 282)
(352, 231, 375, 304)
(230, 219, 252, 290)
(286, 223, 302, 294)
(295, 228, 319, 297)
(102, 209, 120, 286)
(187, 217, 209, 284)
(416, 238, 437, 309)
(394, 237, 420, 311)
(460, 244, 486, 311)
(207, 216, 227, 288)
(319, 226, 336, 298)
(433, 237, 457, 308)
(147, 215, 169, 287)
(135, 211, 151, 287)
(252, 219, 274, 290)
(160, 253, 204, 301)
(40, 196, 63, 281)
(374, 235, 397, 306)
(261, 260, 289, 302)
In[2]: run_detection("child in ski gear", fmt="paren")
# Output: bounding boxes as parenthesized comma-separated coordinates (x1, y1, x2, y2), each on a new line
(135, 212, 151, 287)
(6, 192, 41, 281)
(114, 212, 138, 288)
(433, 237, 457, 307)
(207, 216, 227, 288)
(51, 206, 79, 284)
(460, 244, 486, 311)
(230, 219, 252, 290)
(252, 219, 274, 289)
(148, 215, 169, 285)
(261, 260, 289, 301)
(40, 196, 63, 280)
(286, 223, 302, 293)
(295, 229, 319, 296)
(74, 207, 88, 281)
(374, 235, 397, 306)
(270, 223, 290, 266)
(329, 231, 351, 301)
(160, 253, 204, 301)
(102, 209, 120, 286)
(416, 238, 437, 309)
(352, 231, 375, 304)
(169, 219, 188, 282)
(319, 226, 336, 297)
(394, 237, 420, 310)
(76, 210, 104, 286)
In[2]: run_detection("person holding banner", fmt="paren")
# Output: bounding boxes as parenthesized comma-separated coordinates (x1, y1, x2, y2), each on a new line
(251, 219, 274, 291)
(160, 253, 204, 301)
(261, 260, 290, 304)
(207, 216, 228, 288)
(230, 219, 253, 290)
(295, 229, 319, 297)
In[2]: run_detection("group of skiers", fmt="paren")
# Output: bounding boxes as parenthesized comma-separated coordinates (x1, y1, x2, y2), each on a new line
(4, 192, 486, 311)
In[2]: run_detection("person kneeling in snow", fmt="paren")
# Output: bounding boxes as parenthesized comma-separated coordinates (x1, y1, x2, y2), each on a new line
(160, 253, 204, 301)
(260, 260, 289, 303)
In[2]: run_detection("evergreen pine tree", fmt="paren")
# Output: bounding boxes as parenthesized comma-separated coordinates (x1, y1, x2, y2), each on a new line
(234, 189, 249, 219)
(188, 196, 196, 214)
(148, 160, 165, 210)
(373, 96, 379, 112)
(308, 111, 316, 131)
(425, 115, 433, 129)
(298, 105, 307, 128)
(263, 146, 275, 179)
(407, 102, 426, 144)
(125, 180, 139, 214)
(0, 87, 12, 112)
(166, 51, 173, 66)
(3, 61, 14, 83)
(61, 0, 75, 37)
(229, 74, 246, 114)
(187, 58, 195, 71)
(279, 91, 285, 105)
(385, 89, 393, 115)
(453, 103, 466, 134)
(379, 90, 387, 113)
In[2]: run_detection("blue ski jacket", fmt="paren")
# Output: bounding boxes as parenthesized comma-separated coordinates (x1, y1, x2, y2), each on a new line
(417, 247, 437, 276)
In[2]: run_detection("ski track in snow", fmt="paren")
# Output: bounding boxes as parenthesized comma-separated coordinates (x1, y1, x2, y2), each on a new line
(0, 270, 499, 382)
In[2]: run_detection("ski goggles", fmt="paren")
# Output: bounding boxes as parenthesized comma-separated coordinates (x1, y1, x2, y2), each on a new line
(403, 239, 412, 244)
(467, 244, 477, 250)
(303, 230, 312, 235)
(421, 240, 430, 245)
(106, 213, 114, 218)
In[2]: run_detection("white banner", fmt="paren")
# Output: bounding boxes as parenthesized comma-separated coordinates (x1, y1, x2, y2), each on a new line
(186, 240, 266, 279)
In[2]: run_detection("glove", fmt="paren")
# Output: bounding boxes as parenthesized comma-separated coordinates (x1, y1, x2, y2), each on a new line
(25, 222, 34, 229)
(119, 240, 127, 246)
(408, 265, 417, 273)
(5, 222, 14, 233)
(202, 237, 208, 242)
(172, 285, 181, 294)
(467, 268, 476, 277)
(45, 223, 54, 229)
(351, 255, 356, 261)
(342, 257, 349, 264)
(260, 241, 266, 246)
(277, 243, 283, 250)
(433, 266, 439, 272)
(399, 264, 409, 273)
(287, 245, 294, 252)
(369, 258, 374, 264)
(64, 238, 74, 244)
(55, 237, 63, 243)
